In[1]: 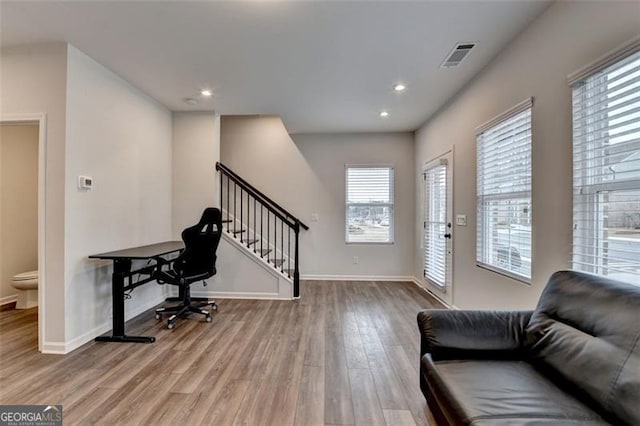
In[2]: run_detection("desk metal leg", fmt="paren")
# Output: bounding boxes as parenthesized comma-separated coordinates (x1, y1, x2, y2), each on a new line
(95, 258, 156, 344)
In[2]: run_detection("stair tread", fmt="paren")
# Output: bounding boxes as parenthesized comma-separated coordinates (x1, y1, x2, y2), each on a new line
(224, 231, 292, 278)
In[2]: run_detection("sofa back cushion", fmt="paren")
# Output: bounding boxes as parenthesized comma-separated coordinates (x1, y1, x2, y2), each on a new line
(526, 270, 640, 425)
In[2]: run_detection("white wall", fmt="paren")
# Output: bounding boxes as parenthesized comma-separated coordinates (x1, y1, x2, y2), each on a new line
(64, 45, 173, 348)
(0, 43, 68, 345)
(221, 116, 415, 278)
(172, 112, 220, 238)
(0, 124, 39, 302)
(414, 1, 640, 310)
(192, 234, 293, 300)
(0, 126, 2, 304)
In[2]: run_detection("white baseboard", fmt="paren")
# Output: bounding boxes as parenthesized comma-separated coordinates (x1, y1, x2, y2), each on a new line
(43, 294, 167, 355)
(55, 322, 112, 354)
(190, 290, 290, 301)
(299, 274, 454, 308)
(0, 294, 18, 306)
(411, 277, 457, 309)
(300, 274, 415, 282)
(41, 341, 67, 355)
(123, 294, 169, 323)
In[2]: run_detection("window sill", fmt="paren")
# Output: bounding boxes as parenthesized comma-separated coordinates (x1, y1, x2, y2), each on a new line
(345, 241, 395, 245)
(476, 262, 531, 286)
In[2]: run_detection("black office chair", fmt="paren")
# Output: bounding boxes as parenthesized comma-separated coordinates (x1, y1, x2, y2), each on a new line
(153, 207, 222, 329)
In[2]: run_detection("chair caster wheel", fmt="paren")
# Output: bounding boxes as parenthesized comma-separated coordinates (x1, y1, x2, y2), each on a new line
(205, 315, 213, 323)
(155, 313, 162, 320)
(212, 304, 218, 312)
(167, 322, 176, 330)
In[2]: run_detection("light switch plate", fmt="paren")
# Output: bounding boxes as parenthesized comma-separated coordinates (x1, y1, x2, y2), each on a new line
(456, 214, 467, 226)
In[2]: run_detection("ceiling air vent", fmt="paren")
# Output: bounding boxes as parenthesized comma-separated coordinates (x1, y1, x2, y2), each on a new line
(441, 43, 476, 68)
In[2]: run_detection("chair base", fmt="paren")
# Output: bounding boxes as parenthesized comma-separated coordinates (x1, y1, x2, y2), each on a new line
(155, 299, 218, 329)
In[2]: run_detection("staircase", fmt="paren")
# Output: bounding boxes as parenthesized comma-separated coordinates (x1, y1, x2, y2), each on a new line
(216, 162, 309, 298)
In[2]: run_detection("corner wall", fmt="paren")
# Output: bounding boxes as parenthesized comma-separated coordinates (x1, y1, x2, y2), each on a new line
(172, 111, 220, 238)
(64, 45, 173, 349)
(0, 43, 68, 346)
(414, 1, 640, 309)
(221, 116, 415, 278)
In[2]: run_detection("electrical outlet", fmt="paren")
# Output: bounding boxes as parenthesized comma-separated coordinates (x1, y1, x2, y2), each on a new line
(456, 214, 467, 226)
(78, 175, 93, 190)
(311, 213, 319, 222)
(353, 256, 359, 264)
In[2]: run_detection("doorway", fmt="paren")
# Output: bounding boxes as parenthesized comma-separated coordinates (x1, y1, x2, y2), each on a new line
(422, 150, 453, 305)
(0, 113, 46, 352)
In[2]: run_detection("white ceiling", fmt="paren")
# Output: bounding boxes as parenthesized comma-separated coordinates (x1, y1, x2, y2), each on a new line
(0, 1, 550, 133)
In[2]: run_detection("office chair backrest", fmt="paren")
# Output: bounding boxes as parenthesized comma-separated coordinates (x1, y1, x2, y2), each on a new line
(175, 207, 223, 278)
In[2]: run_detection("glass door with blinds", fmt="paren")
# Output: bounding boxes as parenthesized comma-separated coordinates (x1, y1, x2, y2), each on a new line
(423, 151, 453, 302)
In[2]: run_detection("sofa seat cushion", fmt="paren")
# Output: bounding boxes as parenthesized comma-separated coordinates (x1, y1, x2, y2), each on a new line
(422, 356, 609, 425)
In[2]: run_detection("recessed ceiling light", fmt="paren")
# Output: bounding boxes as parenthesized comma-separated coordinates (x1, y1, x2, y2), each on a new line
(393, 83, 406, 92)
(201, 89, 212, 97)
(379, 111, 389, 118)
(185, 98, 198, 105)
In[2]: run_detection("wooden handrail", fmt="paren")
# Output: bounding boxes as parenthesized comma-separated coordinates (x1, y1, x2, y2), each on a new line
(216, 161, 307, 298)
(216, 162, 309, 230)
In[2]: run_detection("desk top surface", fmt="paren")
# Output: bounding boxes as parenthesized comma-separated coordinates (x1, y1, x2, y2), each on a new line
(89, 241, 184, 260)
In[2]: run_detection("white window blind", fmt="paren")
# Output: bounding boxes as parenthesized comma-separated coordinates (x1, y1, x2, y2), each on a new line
(572, 49, 640, 286)
(424, 162, 448, 287)
(476, 104, 532, 281)
(346, 167, 394, 243)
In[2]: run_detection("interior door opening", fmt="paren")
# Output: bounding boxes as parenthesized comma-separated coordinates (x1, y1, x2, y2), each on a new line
(0, 114, 46, 353)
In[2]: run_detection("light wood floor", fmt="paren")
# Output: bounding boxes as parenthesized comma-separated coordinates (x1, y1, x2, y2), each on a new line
(0, 280, 442, 425)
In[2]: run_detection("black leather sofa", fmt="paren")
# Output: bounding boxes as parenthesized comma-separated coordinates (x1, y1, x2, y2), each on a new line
(417, 270, 640, 425)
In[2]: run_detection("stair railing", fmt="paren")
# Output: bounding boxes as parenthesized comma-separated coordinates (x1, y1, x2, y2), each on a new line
(215, 162, 309, 298)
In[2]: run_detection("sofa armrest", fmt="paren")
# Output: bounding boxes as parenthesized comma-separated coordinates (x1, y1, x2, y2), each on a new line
(417, 309, 533, 361)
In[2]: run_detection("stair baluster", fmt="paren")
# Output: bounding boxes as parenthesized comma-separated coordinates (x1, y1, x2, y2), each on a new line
(215, 162, 309, 298)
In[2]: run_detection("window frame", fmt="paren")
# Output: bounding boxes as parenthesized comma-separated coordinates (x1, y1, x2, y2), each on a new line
(345, 165, 395, 244)
(475, 99, 533, 283)
(571, 43, 640, 285)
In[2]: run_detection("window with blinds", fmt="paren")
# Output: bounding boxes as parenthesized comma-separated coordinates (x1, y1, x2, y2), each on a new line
(346, 166, 394, 243)
(572, 49, 640, 286)
(424, 161, 448, 288)
(476, 102, 532, 281)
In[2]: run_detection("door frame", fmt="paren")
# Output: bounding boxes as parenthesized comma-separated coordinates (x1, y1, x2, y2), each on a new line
(422, 148, 454, 306)
(1, 113, 47, 352)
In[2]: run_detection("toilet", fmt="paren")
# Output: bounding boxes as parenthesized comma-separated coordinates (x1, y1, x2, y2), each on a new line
(11, 270, 38, 309)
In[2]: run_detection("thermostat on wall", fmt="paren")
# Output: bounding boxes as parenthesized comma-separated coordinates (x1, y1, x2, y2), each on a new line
(78, 175, 93, 190)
